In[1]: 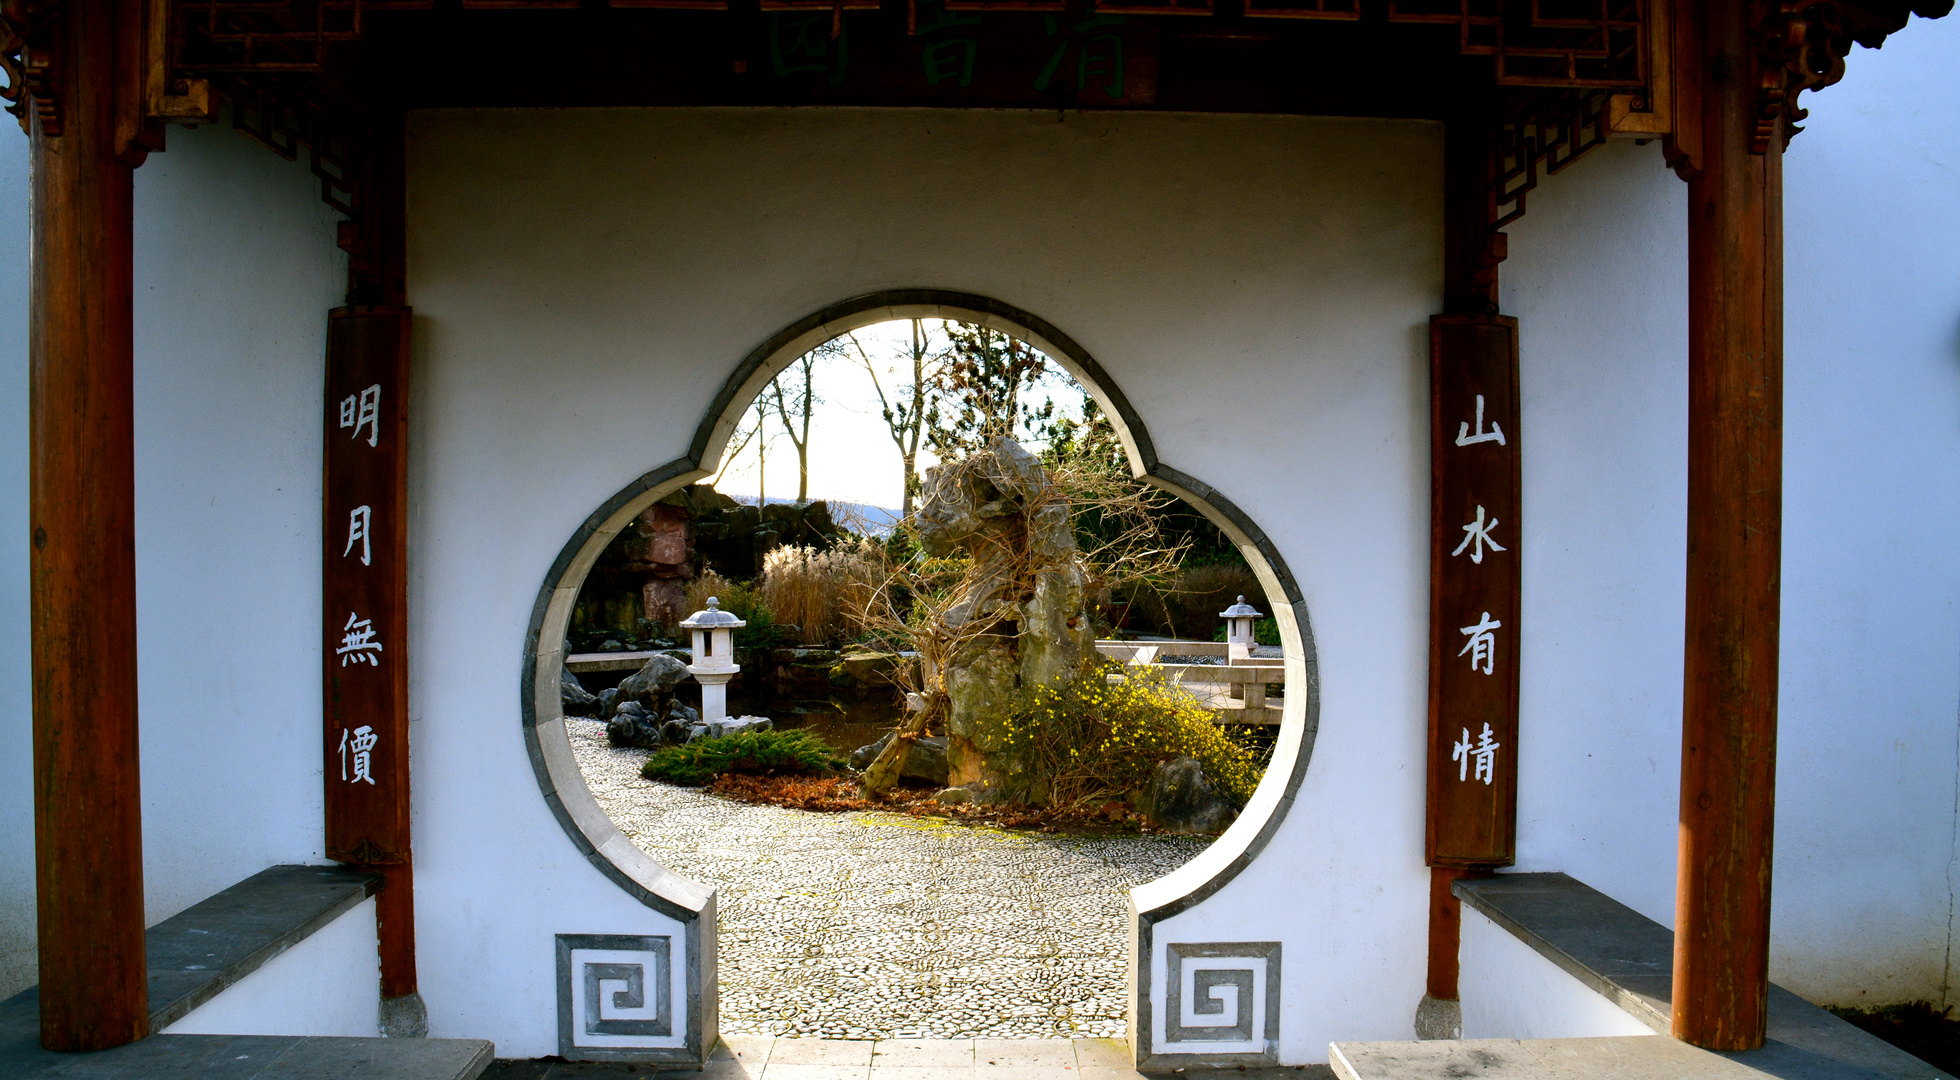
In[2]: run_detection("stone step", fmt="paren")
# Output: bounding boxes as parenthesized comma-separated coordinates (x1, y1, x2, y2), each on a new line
(0, 864, 494, 1078)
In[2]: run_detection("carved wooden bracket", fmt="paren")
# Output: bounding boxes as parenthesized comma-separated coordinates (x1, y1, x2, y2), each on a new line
(1756, 0, 1850, 151)
(2, 0, 62, 135)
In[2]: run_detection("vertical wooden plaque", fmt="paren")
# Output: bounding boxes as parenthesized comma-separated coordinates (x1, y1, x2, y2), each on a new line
(324, 307, 411, 866)
(1426, 314, 1521, 869)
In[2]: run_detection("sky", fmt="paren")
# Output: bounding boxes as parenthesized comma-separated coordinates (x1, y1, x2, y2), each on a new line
(709, 319, 1087, 513)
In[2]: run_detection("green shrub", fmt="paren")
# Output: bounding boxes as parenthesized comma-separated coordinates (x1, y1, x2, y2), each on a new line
(640, 729, 845, 787)
(991, 661, 1267, 809)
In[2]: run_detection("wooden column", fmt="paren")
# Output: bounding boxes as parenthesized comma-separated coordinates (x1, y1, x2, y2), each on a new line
(27, 0, 149, 1051)
(1671, 0, 1784, 1051)
(1423, 116, 1518, 1012)
(327, 109, 419, 1009)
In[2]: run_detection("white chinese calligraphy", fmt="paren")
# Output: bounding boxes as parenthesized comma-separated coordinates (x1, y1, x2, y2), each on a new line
(1451, 504, 1506, 565)
(339, 725, 378, 785)
(338, 611, 383, 667)
(339, 384, 381, 447)
(1451, 722, 1501, 784)
(1458, 611, 1502, 675)
(1454, 394, 1507, 447)
(344, 505, 371, 567)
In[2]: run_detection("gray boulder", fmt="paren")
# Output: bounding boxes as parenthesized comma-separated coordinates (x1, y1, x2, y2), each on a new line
(616, 653, 690, 710)
(849, 733, 950, 786)
(659, 702, 704, 745)
(561, 668, 600, 718)
(607, 701, 662, 749)
(707, 715, 773, 739)
(1145, 757, 1238, 834)
(597, 687, 619, 715)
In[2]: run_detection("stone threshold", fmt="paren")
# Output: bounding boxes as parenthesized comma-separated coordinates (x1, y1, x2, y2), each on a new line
(1328, 872, 1951, 1080)
(0, 863, 494, 1079)
(486, 1037, 1336, 1078)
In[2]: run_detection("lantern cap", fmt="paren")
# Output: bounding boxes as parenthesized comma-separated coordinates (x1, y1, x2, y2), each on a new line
(681, 596, 747, 630)
(1219, 595, 1263, 619)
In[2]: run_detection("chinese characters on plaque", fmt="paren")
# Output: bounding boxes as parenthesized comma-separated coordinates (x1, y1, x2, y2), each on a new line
(323, 310, 411, 866)
(1426, 316, 1521, 869)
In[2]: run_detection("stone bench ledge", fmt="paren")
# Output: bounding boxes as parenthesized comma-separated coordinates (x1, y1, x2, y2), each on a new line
(1438, 872, 1951, 1080)
(0, 864, 494, 1079)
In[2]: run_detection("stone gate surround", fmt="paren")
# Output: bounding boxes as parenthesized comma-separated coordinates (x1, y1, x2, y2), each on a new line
(517, 290, 1322, 1067)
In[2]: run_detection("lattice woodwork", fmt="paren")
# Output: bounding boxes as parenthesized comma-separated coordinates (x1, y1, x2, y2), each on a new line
(1242, 0, 1360, 20)
(939, 0, 1065, 11)
(1094, 0, 1212, 14)
(1489, 89, 1612, 228)
(1388, 0, 1646, 87)
(221, 79, 361, 215)
(174, 0, 431, 72)
(758, 0, 880, 11)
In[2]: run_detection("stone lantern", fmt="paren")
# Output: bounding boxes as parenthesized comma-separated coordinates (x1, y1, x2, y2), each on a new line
(681, 596, 745, 724)
(1220, 595, 1263, 663)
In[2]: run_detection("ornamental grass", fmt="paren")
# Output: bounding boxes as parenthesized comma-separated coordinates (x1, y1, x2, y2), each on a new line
(760, 540, 883, 645)
(640, 729, 847, 787)
(994, 661, 1267, 810)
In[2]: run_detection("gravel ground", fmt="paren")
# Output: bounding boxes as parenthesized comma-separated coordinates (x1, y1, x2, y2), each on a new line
(567, 718, 1210, 1040)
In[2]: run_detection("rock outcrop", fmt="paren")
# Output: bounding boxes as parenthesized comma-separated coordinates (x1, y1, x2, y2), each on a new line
(561, 667, 600, 718)
(850, 734, 950, 786)
(913, 439, 1095, 803)
(1144, 756, 1239, 835)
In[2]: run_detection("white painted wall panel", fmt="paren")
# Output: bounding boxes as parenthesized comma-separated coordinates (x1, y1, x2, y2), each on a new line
(162, 896, 381, 1037)
(406, 108, 1442, 1059)
(1458, 906, 1657, 1041)
(131, 121, 349, 923)
(0, 118, 346, 999)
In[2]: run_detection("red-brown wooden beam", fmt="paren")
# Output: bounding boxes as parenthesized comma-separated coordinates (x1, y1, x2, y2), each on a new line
(28, 0, 150, 1051)
(1671, 0, 1784, 1051)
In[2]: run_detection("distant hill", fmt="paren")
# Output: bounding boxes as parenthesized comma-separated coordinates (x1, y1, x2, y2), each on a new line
(728, 494, 902, 536)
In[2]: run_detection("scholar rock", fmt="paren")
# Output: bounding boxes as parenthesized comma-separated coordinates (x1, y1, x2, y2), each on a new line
(561, 667, 600, 718)
(596, 687, 619, 715)
(1144, 756, 1239, 835)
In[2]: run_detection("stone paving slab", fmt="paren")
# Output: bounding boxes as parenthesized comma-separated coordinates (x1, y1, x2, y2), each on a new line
(570, 719, 1209, 1039)
(484, 1038, 1334, 1079)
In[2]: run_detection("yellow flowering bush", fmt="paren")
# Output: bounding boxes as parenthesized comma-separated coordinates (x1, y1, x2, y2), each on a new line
(988, 661, 1267, 810)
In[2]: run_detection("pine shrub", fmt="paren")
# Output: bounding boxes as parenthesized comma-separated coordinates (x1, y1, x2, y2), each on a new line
(640, 729, 846, 787)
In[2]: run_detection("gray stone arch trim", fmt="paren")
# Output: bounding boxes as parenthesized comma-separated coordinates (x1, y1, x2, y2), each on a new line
(519, 288, 1320, 1050)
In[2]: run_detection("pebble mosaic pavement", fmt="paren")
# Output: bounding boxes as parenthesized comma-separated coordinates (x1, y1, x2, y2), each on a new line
(568, 718, 1211, 1041)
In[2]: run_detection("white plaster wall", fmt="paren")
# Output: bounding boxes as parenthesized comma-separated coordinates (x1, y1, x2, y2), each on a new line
(0, 117, 32, 1000)
(1503, 15, 1960, 1008)
(1457, 906, 1657, 1041)
(131, 119, 348, 924)
(162, 896, 381, 1037)
(406, 108, 1441, 1060)
(0, 117, 346, 999)
(1502, 140, 1689, 927)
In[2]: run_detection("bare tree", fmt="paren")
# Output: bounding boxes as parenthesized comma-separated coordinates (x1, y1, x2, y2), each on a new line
(846, 321, 939, 518)
(764, 347, 824, 504)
